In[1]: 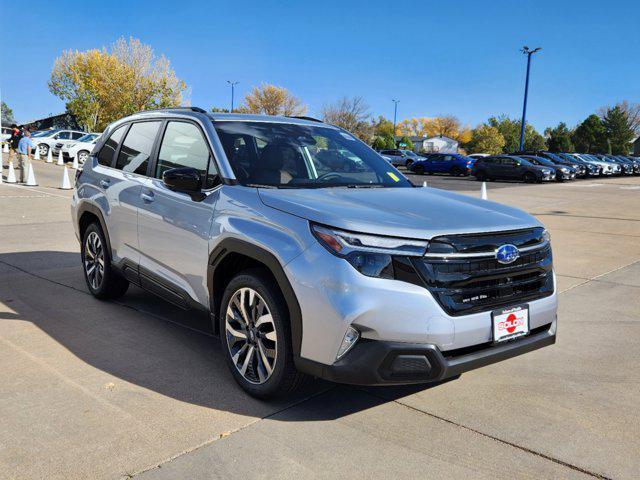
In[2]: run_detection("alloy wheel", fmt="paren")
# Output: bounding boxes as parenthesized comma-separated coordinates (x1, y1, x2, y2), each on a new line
(84, 231, 104, 290)
(225, 287, 277, 384)
(78, 151, 89, 163)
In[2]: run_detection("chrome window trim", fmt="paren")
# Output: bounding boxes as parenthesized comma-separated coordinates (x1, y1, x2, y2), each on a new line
(423, 240, 549, 259)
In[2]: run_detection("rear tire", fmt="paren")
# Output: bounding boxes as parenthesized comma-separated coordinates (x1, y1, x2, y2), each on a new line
(405, 159, 413, 168)
(451, 166, 463, 176)
(523, 172, 536, 183)
(81, 223, 129, 300)
(475, 170, 487, 181)
(220, 268, 306, 398)
(413, 164, 425, 175)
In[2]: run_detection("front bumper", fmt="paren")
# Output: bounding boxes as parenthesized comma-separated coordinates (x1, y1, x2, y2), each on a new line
(298, 321, 556, 385)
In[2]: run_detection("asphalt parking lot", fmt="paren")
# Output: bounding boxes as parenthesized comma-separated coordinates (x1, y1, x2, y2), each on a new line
(1, 156, 639, 480)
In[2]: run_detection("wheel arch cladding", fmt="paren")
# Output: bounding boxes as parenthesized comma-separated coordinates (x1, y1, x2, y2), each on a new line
(77, 203, 113, 260)
(208, 238, 303, 358)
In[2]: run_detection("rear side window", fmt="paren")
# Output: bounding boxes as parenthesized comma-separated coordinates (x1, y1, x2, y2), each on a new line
(97, 126, 126, 166)
(115, 121, 161, 175)
(71, 132, 85, 140)
(156, 121, 217, 188)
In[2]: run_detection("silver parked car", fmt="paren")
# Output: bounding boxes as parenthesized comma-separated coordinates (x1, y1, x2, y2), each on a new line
(71, 108, 557, 398)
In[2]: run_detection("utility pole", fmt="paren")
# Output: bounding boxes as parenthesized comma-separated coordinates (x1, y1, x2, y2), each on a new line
(392, 99, 400, 146)
(519, 46, 541, 151)
(227, 81, 239, 112)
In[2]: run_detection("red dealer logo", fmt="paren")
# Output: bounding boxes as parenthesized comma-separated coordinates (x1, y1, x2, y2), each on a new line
(499, 313, 524, 334)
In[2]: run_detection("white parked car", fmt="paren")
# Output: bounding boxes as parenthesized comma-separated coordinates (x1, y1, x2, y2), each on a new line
(58, 133, 100, 163)
(1, 126, 12, 143)
(32, 129, 87, 157)
(468, 153, 490, 159)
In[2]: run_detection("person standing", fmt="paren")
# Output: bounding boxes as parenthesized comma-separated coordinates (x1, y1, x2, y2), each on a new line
(17, 130, 35, 183)
(9, 124, 22, 163)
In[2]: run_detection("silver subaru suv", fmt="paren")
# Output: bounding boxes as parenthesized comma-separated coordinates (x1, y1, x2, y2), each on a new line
(71, 107, 557, 398)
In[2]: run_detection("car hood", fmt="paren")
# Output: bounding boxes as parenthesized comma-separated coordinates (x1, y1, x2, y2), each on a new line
(258, 187, 541, 239)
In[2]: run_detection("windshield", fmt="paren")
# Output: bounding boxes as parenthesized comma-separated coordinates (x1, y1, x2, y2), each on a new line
(78, 133, 99, 143)
(213, 121, 412, 188)
(402, 150, 419, 158)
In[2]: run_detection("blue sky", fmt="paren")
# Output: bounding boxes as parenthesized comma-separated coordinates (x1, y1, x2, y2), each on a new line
(1, 0, 638, 131)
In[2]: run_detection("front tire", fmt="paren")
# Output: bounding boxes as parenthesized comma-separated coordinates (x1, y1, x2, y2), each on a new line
(523, 172, 536, 183)
(77, 150, 90, 164)
(220, 269, 306, 398)
(81, 223, 129, 299)
(38, 144, 49, 157)
(413, 164, 425, 175)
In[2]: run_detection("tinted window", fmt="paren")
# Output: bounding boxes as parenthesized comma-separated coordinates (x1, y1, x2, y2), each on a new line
(56, 132, 71, 140)
(156, 121, 216, 187)
(115, 121, 161, 175)
(97, 126, 126, 167)
(71, 132, 85, 140)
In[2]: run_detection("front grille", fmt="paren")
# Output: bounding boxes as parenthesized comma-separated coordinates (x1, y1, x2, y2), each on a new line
(411, 228, 553, 316)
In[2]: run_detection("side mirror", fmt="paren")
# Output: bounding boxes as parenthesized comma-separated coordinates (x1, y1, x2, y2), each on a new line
(163, 167, 202, 193)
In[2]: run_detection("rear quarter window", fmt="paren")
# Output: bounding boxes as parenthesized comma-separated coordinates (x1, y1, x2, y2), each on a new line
(97, 126, 126, 167)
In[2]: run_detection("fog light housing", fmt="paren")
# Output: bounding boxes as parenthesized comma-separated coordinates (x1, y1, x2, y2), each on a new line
(336, 326, 359, 360)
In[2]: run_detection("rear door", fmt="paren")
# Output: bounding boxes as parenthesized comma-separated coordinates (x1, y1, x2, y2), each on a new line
(137, 120, 220, 307)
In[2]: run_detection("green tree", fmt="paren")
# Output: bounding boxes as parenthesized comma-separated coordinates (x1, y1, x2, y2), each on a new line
(1, 101, 15, 125)
(487, 115, 545, 152)
(397, 135, 414, 150)
(48, 37, 186, 131)
(572, 114, 609, 153)
(464, 124, 505, 154)
(371, 116, 395, 138)
(602, 106, 634, 155)
(544, 122, 573, 152)
(371, 134, 396, 150)
(321, 96, 372, 141)
(210, 107, 230, 113)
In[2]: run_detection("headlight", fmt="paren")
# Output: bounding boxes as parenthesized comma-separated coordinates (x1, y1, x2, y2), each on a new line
(311, 224, 429, 278)
(543, 229, 551, 243)
(542, 169, 551, 174)
(560, 167, 569, 173)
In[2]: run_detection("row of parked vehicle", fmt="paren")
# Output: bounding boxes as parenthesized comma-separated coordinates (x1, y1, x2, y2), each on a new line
(378, 148, 640, 183)
(1, 127, 100, 164)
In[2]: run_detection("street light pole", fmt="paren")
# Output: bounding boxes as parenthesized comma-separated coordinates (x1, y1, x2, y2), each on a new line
(518, 46, 541, 151)
(227, 81, 239, 112)
(392, 99, 400, 146)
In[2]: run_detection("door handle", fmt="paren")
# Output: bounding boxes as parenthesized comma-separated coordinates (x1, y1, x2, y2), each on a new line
(141, 191, 155, 203)
(99, 179, 110, 188)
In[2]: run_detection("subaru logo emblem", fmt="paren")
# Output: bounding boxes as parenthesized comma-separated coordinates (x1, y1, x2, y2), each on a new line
(496, 244, 519, 264)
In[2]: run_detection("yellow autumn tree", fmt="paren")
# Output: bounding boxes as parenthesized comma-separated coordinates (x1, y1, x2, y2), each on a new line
(242, 84, 307, 116)
(48, 37, 187, 131)
(396, 115, 472, 143)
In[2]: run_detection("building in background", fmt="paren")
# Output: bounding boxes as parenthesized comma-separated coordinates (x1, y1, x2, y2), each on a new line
(409, 135, 459, 154)
(19, 112, 82, 132)
(633, 137, 640, 156)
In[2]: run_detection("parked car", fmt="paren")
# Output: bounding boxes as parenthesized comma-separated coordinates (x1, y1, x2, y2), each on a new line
(620, 156, 640, 174)
(589, 154, 626, 175)
(566, 153, 618, 176)
(409, 153, 476, 176)
(58, 133, 101, 163)
(515, 150, 587, 177)
(471, 155, 555, 183)
(379, 149, 421, 167)
(518, 155, 576, 181)
(603, 155, 636, 175)
(552, 153, 600, 177)
(71, 108, 557, 398)
(32, 129, 87, 157)
(1, 126, 12, 143)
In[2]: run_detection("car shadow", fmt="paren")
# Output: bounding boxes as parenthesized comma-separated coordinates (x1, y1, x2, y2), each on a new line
(0, 250, 446, 422)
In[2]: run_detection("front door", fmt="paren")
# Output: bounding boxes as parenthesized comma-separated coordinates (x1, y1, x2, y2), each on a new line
(137, 120, 220, 308)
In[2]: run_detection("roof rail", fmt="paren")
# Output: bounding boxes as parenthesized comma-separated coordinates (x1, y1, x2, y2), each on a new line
(139, 106, 208, 114)
(287, 115, 324, 123)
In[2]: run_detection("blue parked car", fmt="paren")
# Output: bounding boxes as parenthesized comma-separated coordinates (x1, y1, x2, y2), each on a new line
(408, 153, 476, 176)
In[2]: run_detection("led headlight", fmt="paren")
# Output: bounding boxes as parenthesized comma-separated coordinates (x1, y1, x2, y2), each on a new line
(311, 224, 429, 278)
(560, 167, 569, 173)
